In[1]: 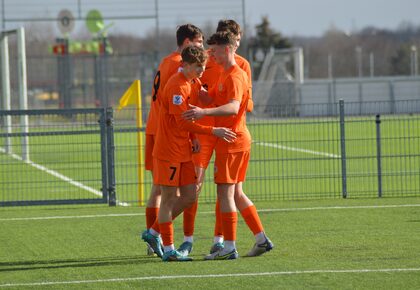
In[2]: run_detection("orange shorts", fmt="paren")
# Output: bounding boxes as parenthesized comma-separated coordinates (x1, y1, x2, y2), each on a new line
(145, 134, 154, 171)
(153, 158, 197, 187)
(214, 151, 250, 184)
(192, 135, 217, 169)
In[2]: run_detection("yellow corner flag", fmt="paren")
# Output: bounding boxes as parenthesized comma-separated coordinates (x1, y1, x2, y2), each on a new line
(117, 80, 145, 206)
(117, 80, 141, 111)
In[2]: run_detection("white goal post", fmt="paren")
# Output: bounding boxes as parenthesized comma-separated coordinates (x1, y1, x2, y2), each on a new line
(1, 27, 29, 161)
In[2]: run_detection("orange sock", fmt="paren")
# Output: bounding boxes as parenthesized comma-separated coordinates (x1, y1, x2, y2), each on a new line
(240, 205, 264, 235)
(159, 221, 173, 246)
(221, 211, 237, 241)
(150, 219, 160, 234)
(183, 200, 198, 237)
(214, 199, 223, 237)
(146, 207, 159, 229)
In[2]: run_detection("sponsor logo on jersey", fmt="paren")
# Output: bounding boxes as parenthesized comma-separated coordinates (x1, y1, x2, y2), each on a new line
(173, 95, 183, 105)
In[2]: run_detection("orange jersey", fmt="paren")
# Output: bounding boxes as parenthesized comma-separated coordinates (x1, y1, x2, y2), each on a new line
(213, 64, 251, 153)
(195, 54, 221, 127)
(153, 72, 213, 163)
(146, 52, 182, 135)
(235, 53, 253, 112)
(200, 53, 223, 92)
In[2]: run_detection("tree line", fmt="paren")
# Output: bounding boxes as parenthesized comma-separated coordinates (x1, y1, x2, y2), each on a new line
(21, 17, 420, 80)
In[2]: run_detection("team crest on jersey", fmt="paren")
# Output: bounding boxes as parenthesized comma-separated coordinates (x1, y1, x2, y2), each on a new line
(173, 95, 183, 105)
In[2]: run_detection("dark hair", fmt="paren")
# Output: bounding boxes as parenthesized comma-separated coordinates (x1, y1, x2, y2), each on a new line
(181, 45, 208, 65)
(176, 24, 203, 46)
(216, 19, 242, 36)
(206, 31, 237, 47)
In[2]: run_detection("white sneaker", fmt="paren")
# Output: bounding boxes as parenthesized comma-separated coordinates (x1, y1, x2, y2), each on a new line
(146, 243, 155, 256)
(246, 237, 274, 257)
(204, 248, 238, 260)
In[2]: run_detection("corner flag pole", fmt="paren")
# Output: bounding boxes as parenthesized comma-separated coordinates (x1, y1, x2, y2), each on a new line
(117, 80, 145, 206)
(135, 81, 145, 206)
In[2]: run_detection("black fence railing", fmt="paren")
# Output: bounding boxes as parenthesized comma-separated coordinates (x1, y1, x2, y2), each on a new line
(1, 100, 419, 207)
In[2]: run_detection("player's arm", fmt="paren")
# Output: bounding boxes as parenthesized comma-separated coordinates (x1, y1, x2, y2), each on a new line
(198, 87, 213, 105)
(182, 100, 239, 121)
(174, 114, 236, 143)
(169, 87, 236, 142)
(244, 64, 253, 113)
(183, 76, 242, 120)
(247, 98, 254, 112)
(191, 135, 200, 153)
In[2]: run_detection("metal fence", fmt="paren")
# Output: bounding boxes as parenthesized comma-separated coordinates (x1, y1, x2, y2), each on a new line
(253, 76, 420, 116)
(0, 108, 116, 206)
(1, 100, 420, 207)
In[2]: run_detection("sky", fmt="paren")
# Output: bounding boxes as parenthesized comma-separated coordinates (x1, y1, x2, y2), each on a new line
(245, 0, 420, 36)
(111, 0, 420, 38)
(2, 0, 420, 38)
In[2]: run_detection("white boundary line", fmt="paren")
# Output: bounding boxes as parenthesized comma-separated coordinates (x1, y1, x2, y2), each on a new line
(0, 147, 128, 207)
(256, 141, 341, 158)
(1, 268, 419, 287)
(1, 204, 420, 221)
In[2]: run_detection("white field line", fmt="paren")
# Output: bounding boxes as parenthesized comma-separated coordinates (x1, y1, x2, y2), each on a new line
(256, 142, 341, 158)
(1, 268, 420, 287)
(0, 147, 128, 207)
(1, 204, 420, 221)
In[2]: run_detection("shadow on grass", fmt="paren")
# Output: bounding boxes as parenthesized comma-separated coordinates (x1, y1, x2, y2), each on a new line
(0, 255, 161, 272)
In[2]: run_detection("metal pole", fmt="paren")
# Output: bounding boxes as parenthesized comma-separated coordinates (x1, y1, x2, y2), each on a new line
(77, 0, 82, 19)
(339, 99, 347, 198)
(17, 27, 29, 162)
(369, 52, 374, 77)
(328, 53, 333, 79)
(411, 46, 418, 76)
(154, 0, 159, 67)
(63, 38, 72, 109)
(99, 109, 109, 204)
(106, 107, 116, 206)
(295, 48, 304, 84)
(389, 81, 395, 114)
(1, 0, 5, 30)
(1, 32, 12, 153)
(241, 0, 248, 54)
(355, 46, 362, 77)
(375, 114, 382, 197)
(101, 36, 109, 107)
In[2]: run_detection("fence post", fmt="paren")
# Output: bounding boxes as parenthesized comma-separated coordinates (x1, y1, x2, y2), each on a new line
(389, 81, 395, 114)
(339, 99, 347, 198)
(1, 32, 12, 154)
(376, 114, 382, 198)
(106, 108, 116, 206)
(99, 109, 109, 204)
(17, 27, 29, 162)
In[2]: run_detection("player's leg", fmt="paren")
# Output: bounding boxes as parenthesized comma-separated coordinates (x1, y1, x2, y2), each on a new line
(177, 182, 198, 256)
(158, 184, 192, 262)
(151, 160, 194, 262)
(209, 198, 224, 253)
(181, 138, 215, 255)
(205, 152, 239, 260)
(234, 150, 274, 257)
(205, 183, 238, 260)
(144, 134, 160, 229)
(141, 134, 161, 255)
(178, 167, 203, 255)
(235, 182, 274, 256)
